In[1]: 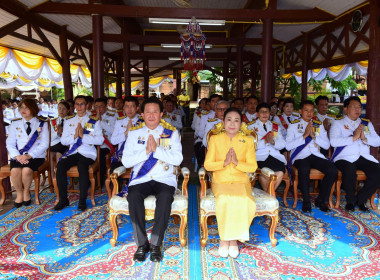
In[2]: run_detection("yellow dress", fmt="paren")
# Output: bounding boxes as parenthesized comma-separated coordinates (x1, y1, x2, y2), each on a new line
(204, 132, 257, 241)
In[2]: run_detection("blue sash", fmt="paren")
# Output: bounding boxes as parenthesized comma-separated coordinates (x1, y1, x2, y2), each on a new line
(59, 117, 97, 161)
(286, 136, 313, 179)
(330, 118, 369, 162)
(11, 119, 44, 161)
(117, 127, 173, 197)
(111, 118, 144, 164)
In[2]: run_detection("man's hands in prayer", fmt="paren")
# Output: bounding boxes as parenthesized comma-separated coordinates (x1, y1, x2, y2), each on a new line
(146, 135, 157, 154)
(124, 119, 132, 136)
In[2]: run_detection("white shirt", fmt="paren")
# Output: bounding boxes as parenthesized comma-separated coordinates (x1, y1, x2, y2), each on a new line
(38, 103, 49, 118)
(244, 112, 257, 123)
(3, 107, 14, 124)
(329, 116, 380, 163)
(61, 114, 104, 161)
(196, 110, 215, 143)
(316, 112, 335, 123)
(122, 122, 183, 188)
(50, 116, 65, 146)
(248, 119, 286, 164)
(202, 118, 222, 148)
(286, 118, 330, 164)
(163, 111, 182, 130)
(98, 111, 117, 150)
(12, 107, 21, 119)
(6, 117, 49, 159)
(273, 113, 300, 138)
(111, 114, 142, 149)
(191, 108, 202, 131)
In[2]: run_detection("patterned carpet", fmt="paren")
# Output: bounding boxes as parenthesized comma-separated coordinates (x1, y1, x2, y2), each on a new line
(1, 186, 380, 279)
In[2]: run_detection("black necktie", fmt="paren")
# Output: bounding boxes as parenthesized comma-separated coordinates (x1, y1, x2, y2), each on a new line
(263, 123, 267, 132)
(26, 122, 31, 135)
(287, 116, 291, 123)
(61, 119, 64, 127)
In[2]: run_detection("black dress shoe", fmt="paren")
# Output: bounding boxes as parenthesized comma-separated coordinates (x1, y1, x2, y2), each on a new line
(54, 200, 70, 211)
(23, 200, 32, 206)
(14, 202, 23, 208)
(358, 202, 369, 212)
(302, 202, 312, 213)
(133, 243, 150, 262)
(345, 203, 355, 212)
(77, 200, 87, 211)
(315, 200, 331, 212)
(150, 245, 162, 262)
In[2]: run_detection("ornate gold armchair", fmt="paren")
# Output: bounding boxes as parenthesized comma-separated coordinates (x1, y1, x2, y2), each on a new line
(199, 122, 279, 247)
(108, 166, 190, 247)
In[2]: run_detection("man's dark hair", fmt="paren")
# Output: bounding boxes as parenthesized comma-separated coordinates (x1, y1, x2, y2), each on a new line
(142, 97, 163, 112)
(283, 98, 295, 107)
(205, 99, 211, 104)
(107, 97, 116, 101)
(223, 107, 243, 122)
(343, 96, 361, 108)
(199, 98, 208, 105)
(277, 98, 284, 107)
(86, 96, 94, 103)
(247, 96, 259, 103)
(256, 102, 271, 112)
(74, 95, 88, 104)
(58, 101, 70, 111)
(94, 97, 107, 105)
(209, 94, 222, 101)
(315, 95, 329, 106)
(299, 100, 315, 109)
(232, 97, 244, 104)
(124, 96, 138, 107)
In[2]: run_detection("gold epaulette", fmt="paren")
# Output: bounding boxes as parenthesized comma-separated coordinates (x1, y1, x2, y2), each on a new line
(327, 114, 336, 119)
(66, 115, 75, 120)
(130, 122, 145, 131)
(117, 115, 127, 120)
(89, 116, 98, 121)
(277, 112, 282, 116)
(106, 112, 115, 117)
(138, 115, 143, 120)
(202, 110, 210, 115)
(160, 119, 176, 131)
(272, 121, 279, 126)
(292, 112, 300, 117)
(162, 114, 169, 119)
(312, 119, 322, 125)
(37, 116, 47, 122)
(50, 117, 58, 121)
(335, 116, 344, 120)
(361, 117, 370, 122)
(208, 118, 217, 122)
(247, 120, 256, 126)
(291, 119, 300, 124)
(11, 118, 22, 122)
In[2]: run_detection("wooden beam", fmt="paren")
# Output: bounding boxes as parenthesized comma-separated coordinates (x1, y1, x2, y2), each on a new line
(9, 32, 47, 48)
(0, 18, 26, 39)
(149, 61, 182, 76)
(32, 25, 63, 64)
(203, 64, 223, 76)
(30, 3, 335, 22)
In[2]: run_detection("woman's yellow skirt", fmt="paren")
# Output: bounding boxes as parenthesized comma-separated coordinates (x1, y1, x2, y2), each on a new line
(212, 182, 256, 241)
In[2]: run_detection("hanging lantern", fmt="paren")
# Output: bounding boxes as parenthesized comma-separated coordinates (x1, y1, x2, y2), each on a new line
(180, 17, 206, 74)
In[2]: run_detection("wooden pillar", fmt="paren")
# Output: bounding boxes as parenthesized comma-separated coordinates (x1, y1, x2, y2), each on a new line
(236, 44, 243, 98)
(0, 96, 11, 199)
(116, 56, 123, 98)
(367, 0, 380, 158)
(92, 13, 104, 99)
(261, 18, 273, 103)
(59, 25, 73, 100)
(123, 42, 131, 96)
(223, 60, 229, 99)
(301, 33, 309, 100)
(176, 69, 181, 96)
(250, 59, 257, 96)
(143, 56, 149, 99)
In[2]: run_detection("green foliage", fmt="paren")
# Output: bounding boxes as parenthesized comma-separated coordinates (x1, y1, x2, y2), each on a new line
(52, 87, 65, 101)
(326, 74, 357, 95)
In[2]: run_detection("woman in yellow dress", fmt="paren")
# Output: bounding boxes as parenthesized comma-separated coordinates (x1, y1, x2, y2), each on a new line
(204, 107, 257, 258)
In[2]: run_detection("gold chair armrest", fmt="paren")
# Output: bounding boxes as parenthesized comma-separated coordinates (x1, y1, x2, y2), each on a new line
(198, 167, 207, 198)
(260, 167, 278, 197)
(110, 166, 128, 196)
(180, 167, 190, 197)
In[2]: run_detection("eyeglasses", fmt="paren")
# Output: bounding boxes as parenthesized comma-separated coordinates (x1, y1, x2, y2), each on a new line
(19, 106, 30, 110)
(75, 103, 87, 107)
(216, 107, 228, 111)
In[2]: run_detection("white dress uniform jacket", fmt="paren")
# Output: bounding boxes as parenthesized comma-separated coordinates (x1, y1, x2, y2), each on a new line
(286, 118, 330, 164)
(197, 110, 215, 144)
(38, 103, 49, 118)
(248, 120, 286, 164)
(273, 112, 300, 138)
(98, 111, 117, 150)
(243, 112, 257, 123)
(61, 114, 104, 161)
(315, 112, 335, 123)
(50, 116, 65, 146)
(6, 117, 49, 159)
(122, 121, 183, 188)
(3, 107, 14, 124)
(329, 116, 380, 163)
(163, 111, 182, 130)
(111, 114, 142, 149)
(191, 109, 202, 131)
(202, 118, 222, 148)
(13, 107, 21, 119)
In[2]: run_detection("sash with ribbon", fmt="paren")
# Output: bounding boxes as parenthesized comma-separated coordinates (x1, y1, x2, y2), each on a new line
(11, 119, 45, 161)
(330, 118, 369, 162)
(261, 122, 278, 140)
(117, 127, 173, 197)
(278, 115, 288, 129)
(51, 118, 58, 133)
(242, 114, 249, 124)
(117, 110, 124, 118)
(111, 118, 144, 164)
(59, 117, 97, 161)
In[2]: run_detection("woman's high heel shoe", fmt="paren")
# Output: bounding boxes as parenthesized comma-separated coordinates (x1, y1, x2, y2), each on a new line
(23, 200, 32, 206)
(14, 202, 23, 208)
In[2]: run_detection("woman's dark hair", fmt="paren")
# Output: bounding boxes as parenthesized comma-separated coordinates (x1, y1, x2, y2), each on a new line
(223, 107, 243, 122)
(58, 101, 70, 111)
(141, 97, 163, 112)
(19, 99, 39, 117)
